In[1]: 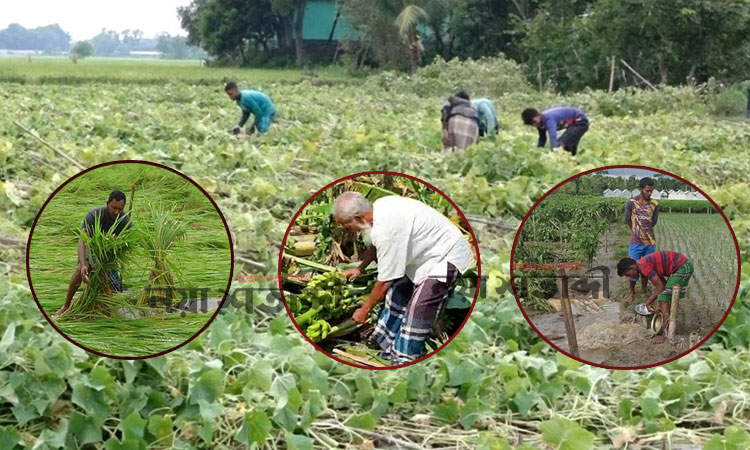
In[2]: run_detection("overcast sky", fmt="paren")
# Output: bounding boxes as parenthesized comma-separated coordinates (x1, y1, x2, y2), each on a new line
(599, 168, 665, 179)
(0, 0, 191, 41)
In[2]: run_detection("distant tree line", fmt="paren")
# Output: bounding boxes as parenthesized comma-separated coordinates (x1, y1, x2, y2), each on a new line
(0, 24, 205, 60)
(0, 24, 70, 52)
(556, 173, 697, 196)
(87, 29, 206, 59)
(177, 0, 750, 91)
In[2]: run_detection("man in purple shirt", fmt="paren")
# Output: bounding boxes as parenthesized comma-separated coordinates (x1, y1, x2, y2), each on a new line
(522, 106, 589, 155)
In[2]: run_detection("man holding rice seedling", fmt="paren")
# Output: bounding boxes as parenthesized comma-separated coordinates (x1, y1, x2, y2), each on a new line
(625, 177, 659, 303)
(521, 106, 589, 155)
(333, 192, 475, 364)
(616, 250, 693, 344)
(441, 90, 480, 153)
(54, 190, 131, 319)
(225, 81, 277, 136)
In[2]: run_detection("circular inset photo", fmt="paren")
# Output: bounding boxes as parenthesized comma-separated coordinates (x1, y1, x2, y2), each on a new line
(279, 172, 480, 369)
(511, 166, 740, 369)
(27, 161, 234, 359)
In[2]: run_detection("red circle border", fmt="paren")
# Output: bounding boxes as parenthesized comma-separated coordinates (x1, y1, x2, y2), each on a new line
(277, 171, 483, 371)
(509, 164, 742, 370)
(25, 160, 235, 360)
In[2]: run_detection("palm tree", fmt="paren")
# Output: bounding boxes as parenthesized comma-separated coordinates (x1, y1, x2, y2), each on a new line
(394, 4, 429, 76)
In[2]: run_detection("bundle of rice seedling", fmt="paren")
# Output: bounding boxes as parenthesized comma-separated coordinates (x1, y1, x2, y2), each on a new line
(137, 206, 187, 307)
(59, 212, 136, 319)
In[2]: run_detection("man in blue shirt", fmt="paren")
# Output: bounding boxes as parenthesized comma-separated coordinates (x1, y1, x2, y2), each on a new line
(225, 82, 277, 135)
(522, 106, 589, 156)
(472, 97, 500, 137)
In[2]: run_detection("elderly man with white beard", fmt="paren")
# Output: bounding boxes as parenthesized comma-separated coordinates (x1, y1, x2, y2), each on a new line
(333, 192, 475, 364)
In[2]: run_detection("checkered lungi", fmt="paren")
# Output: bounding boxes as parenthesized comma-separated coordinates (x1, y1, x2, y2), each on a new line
(83, 250, 123, 292)
(370, 263, 459, 364)
(657, 260, 693, 302)
(443, 116, 479, 153)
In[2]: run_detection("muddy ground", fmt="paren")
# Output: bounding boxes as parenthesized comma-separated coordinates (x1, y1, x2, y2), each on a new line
(526, 221, 720, 367)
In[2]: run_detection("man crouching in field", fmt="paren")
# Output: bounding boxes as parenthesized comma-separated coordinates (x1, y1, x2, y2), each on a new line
(333, 192, 475, 364)
(522, 106, 589, 156)
(617, 250, 694, 344)
(225, 81, 277, 136)
(53, 190, 131, 318)
(441, 91, 480, 153)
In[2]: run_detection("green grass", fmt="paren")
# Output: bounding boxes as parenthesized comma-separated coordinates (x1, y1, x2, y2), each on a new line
(0, 56, 352, 85)
(656, 212, 737, 310)
(27, 162, 232, 357)
(55, 314, 213, 356)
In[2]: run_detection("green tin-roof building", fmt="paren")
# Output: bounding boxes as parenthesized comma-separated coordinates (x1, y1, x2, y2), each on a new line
(299, 0, 357, 42)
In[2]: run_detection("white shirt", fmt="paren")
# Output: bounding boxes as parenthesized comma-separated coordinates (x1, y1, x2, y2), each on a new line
(370, 196, 474, 284)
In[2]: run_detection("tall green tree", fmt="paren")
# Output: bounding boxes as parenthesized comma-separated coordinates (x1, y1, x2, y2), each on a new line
(269, 0, 308, 66)
(395, 4, 429, 75)
(179, 0, 279, 64)
(90, 29, 122, 56)
(340, 0, 436, 71)
(517, 0, 750, 91)
(70, 41, 94, 58)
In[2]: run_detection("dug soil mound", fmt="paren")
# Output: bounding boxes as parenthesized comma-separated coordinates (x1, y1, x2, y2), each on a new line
(577, 323, 647, 350)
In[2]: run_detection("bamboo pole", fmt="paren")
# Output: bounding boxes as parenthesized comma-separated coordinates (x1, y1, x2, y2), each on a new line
(537, 61, 543, 92)
(128, 185, 136, 214)
(13, 120, 86, 170)
(620, 59, 657, 91)
(557, 268, 579, 357)
(668, 284, 680, 342)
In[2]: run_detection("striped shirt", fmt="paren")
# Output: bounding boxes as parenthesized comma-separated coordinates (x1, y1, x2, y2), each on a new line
(625, 195, 659, 245)
(636, 251, 688, 280)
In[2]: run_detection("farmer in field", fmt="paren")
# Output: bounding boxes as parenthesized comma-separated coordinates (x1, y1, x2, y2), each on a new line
(53, 190, 131, 319)
(334, 192, 475, 364)
(617, 251, 693, 344)
(441, 91, 479, 153)
(224, 81, 277, 136)
(521, 106, 589, 155)
(625, 177, 659, 303)
(472, 97, 500, 137)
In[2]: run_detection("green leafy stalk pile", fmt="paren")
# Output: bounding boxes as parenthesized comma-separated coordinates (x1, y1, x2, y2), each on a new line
(137, 206, 188, 306)
(59, 213, 135, 320)
(292, 272, 365, 342)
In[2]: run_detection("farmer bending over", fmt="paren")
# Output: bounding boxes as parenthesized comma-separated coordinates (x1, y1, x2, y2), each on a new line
(441, 91, 479, 153)
(54, 190, 131, 319)
(225, 81, 277, 136)
(521, 106, 589, 156)
(617, 251, 693, 344)
(472, 97, 500, 137)
(334, 192, 475, 364)
(625, 177, 659, 302)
